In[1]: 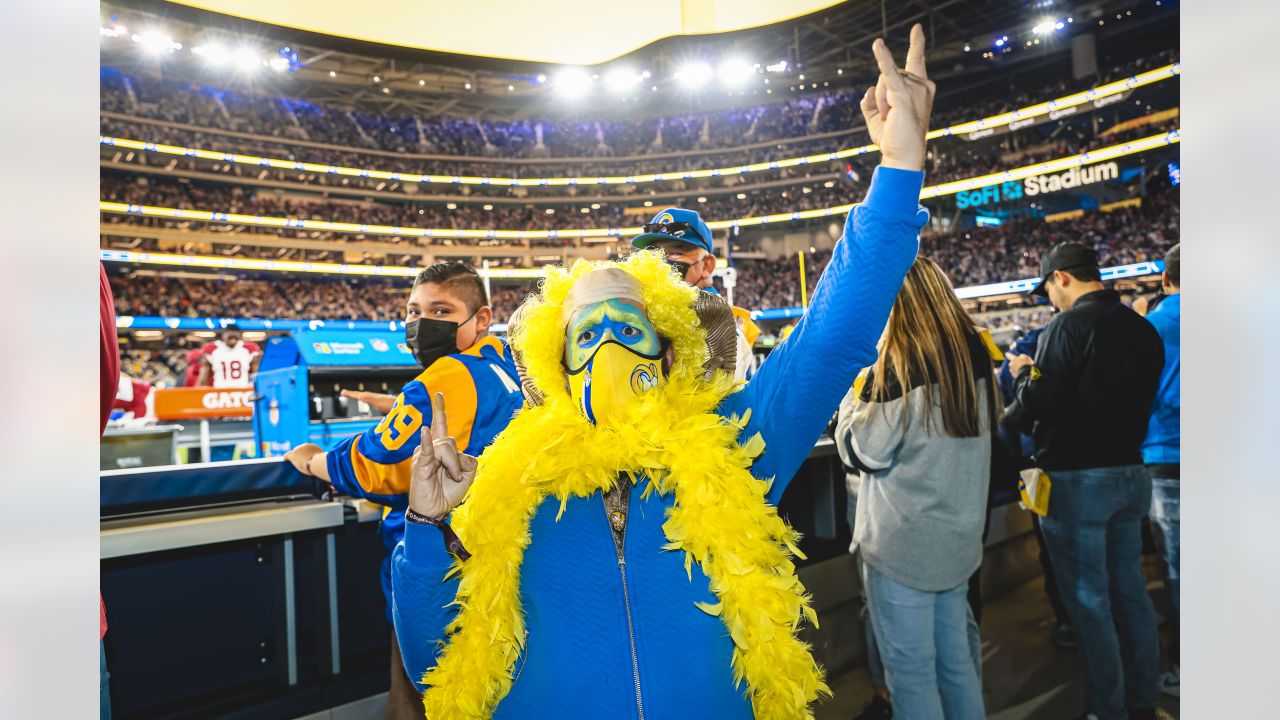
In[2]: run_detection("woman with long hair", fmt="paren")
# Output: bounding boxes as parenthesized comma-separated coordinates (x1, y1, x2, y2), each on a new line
(835, 256, 997, 720)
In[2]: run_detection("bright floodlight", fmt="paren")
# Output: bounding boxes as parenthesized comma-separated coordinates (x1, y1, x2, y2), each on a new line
(269, 56, 290, 72)
(717, 58, 755, 88)
(554, 68, 592, 98)
(233, 47, 261, 71)
(134, 31, 180, 54)
(605, 68, 641, 93)
(193, 44, 231, 66)
(1032, 18, 1060, 34)
(675, 61, 713, 89)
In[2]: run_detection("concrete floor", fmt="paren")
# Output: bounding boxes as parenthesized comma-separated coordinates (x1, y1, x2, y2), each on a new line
(815, 575, 1180, 720)
(303, 575, 1179, 720)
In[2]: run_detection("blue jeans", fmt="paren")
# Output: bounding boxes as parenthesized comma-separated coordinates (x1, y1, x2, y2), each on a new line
(846, 487, 887, 690)
(1148, 472, 1179, 659)
(862, 563, 985, 720)
(1040, 465, 1160, 719)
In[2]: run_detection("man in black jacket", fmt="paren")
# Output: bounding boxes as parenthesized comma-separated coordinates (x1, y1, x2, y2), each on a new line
(1005, 242, 1165, 720)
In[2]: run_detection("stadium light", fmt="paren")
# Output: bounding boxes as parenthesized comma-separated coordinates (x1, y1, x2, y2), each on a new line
(233, 47, 261, 71)
(268, 56, 290, 72)
(1032, 18, 1063, 34)
(192, 44, 231, 66)
(554, 68, 592, 98)
(765, 60, 788, 73)
(133, 31, 181, 54)
(675, 61, 713, 89)
(717, 58, 756, 88)
(604, 67, 642, 93)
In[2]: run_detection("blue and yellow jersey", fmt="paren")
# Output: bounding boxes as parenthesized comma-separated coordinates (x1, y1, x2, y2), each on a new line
(326, 335, 524, 555)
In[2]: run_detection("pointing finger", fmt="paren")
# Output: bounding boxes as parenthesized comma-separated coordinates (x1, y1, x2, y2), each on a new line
(904, 23, 928, 79)
(430, 391, 449, 444)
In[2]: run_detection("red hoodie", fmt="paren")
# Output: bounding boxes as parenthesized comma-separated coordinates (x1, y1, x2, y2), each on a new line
(100, 263, 119, 639)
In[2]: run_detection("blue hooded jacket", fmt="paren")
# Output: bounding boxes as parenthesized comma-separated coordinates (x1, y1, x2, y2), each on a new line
(1142, 292, 1180, 464)
(390, 167, 928, 718)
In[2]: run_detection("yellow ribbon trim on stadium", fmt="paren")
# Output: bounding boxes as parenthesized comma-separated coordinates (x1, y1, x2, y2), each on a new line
(99, 129, 1181, 240)
(100, 64, 1178, 188)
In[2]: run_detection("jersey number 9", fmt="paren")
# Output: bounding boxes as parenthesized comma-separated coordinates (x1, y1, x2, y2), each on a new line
(375, 402, 424, 451)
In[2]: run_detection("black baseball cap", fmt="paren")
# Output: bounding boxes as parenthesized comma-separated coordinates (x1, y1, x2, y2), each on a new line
(1029, 242, 1099, 296)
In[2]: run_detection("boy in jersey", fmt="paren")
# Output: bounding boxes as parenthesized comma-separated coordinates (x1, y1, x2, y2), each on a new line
(283, 262, 523, 717)
(197, 325, 261, 388)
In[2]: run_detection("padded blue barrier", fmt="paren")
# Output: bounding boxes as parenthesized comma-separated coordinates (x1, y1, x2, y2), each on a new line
(101, 457, 319, 514)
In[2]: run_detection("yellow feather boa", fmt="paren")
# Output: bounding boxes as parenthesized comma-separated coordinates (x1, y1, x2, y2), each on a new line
(421, 252, 829, 718)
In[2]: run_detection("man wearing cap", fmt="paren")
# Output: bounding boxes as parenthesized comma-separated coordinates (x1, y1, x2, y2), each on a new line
(1005, 242, 1166, 720)
(632, 208, 757, 380)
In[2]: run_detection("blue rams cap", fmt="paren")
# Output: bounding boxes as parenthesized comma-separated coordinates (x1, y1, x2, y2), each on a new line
(631, 207, 714, 254)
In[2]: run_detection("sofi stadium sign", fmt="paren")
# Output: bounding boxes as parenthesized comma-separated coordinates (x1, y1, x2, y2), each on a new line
(955, 162, 1120, 209)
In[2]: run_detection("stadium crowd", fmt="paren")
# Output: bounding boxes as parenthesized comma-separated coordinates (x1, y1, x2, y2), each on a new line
(100, 50, 1174, 161)
(99, 49, 1177, 201)
(98, 114, 1180, 272)
(107, 178, 1176, 334)
(110, 273, 533, 325)
(100, 106, 1178, 211)
(728, 185, 1176, 309)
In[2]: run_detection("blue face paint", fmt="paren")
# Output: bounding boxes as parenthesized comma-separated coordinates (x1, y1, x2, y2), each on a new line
(564, 298, 662, 372)
(563, 298, 666, 424)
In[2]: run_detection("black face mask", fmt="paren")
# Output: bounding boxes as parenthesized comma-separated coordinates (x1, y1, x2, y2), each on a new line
(405, 310, 476, 368)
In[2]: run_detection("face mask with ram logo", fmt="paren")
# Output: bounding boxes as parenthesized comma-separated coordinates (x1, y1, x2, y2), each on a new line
(561, 269, 666, 425)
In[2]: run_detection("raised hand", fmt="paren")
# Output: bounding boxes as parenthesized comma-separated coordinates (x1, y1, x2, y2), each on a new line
(408, 392, 479, 519)
(860, 23, 936, 172)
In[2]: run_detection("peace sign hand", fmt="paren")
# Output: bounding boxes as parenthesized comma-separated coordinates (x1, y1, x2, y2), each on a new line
(408, 392, 479, 520)
(860, 23, 936, 172)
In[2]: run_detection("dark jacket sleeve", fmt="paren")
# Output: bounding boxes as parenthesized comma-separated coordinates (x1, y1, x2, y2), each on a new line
(1011, 318, 1080, 423)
